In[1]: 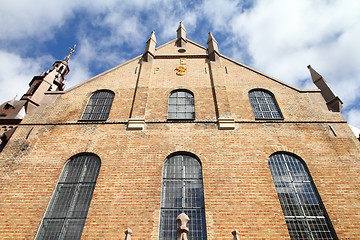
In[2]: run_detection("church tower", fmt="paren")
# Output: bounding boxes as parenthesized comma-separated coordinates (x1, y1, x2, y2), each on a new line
(20, 45, 75, 113)
(0, 46, 75, 152)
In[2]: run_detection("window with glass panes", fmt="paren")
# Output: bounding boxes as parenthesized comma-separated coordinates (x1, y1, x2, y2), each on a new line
(159, 154, 207, 240)
(81, 90, 114, 121)
(248, 90, 282, 119)
(35, 154, 101, 240)
(168, 90, 195, 120)
(269, 153, 337, 240)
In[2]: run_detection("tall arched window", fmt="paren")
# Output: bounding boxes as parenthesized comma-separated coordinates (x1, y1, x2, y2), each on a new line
(159, 153, 206, 239)
(81, 90, 114, 121)
(248, 89, 283, 119)
(168, 90, 195, 120)
(36, 154, 101, 240)
(268, 153, 337, 239)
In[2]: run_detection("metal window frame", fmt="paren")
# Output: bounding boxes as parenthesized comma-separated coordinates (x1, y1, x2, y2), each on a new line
(167, 89, 195, 120)
(35, 154, 101, 240)
(248, 89, 283, 120)
(269, 153, 338, 240)
(80, 90, 115, 121)
(159, 153, 207, 240)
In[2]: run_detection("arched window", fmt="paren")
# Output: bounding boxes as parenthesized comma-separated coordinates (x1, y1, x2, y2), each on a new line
(159, 153, 206, 239)
(36, 154, 101, 240)
(248, 89, 282, 119)
(268, 153, 337, 239)
(81, 90, 114, 121)
(168, 90, 195, 120)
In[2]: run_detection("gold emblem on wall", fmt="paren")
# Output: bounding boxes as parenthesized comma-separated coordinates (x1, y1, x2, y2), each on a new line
(175, 58, 187, 76)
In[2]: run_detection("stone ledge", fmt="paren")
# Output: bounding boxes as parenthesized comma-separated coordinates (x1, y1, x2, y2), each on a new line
(127, 119, 145, 130)
(218, 118, 235, 130)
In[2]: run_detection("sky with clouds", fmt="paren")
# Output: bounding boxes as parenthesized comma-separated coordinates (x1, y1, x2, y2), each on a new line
(0, 0, 359, 127)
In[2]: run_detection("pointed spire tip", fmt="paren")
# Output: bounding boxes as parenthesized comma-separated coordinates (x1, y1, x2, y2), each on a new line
(177, 21, 186, 31)
(148, 31, 157, 43)
(207, 32, 217, 44)
(307, 65, 323, 83)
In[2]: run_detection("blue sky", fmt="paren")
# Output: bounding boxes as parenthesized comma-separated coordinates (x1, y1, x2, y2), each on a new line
(0, 0, 359, 128)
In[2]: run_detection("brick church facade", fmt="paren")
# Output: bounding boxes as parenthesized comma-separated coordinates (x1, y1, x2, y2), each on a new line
(0, 22, 359, 239)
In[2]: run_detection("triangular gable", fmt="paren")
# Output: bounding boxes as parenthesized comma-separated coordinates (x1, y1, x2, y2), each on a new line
(46, 36, 318, 95)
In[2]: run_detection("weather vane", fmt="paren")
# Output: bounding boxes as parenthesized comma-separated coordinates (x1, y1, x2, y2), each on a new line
(64, 44, 76, 61)
(69, 44, 76, 55)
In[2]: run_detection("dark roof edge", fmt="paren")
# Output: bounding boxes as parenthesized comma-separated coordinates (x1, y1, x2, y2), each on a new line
(219, 54, 319, 93)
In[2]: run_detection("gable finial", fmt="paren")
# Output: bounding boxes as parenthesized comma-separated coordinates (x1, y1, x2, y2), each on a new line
(143, 31, 157, 62)
(307, 65, 342, 112)
(207, 32, 220, 61)
(176, 21, 187, 47)
(148, 31, 157, 43)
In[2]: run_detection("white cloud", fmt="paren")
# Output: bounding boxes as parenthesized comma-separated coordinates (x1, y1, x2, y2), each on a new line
(349, 123, 360, 138)
(0, 51, 50, 103)
(216, 0, 360, 109)
(346, 108, 360, 130)
(65, 59, 92, 90)
(0, 0, 74, 41)
(202, 0, 243, 31)
(64, 41, 93, 89)
(64, 36, 127, 90)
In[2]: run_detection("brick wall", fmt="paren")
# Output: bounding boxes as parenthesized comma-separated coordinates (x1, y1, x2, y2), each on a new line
(0, 40, 359, 239)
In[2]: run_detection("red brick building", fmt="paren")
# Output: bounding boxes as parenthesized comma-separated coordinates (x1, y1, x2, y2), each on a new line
(0, 23, 359, 239)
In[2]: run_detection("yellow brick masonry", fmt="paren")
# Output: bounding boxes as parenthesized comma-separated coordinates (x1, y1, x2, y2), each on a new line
(0, 40, 359, 239)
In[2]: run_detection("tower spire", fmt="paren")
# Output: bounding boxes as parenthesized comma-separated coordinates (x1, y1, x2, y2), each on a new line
(176, 21, 187, 47)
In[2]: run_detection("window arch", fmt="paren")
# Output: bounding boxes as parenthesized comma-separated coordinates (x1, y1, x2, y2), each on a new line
(268, 153, 337, 239)
(81, 90, 114, 121)
(36, 153, 101, 240)
(159, 153, 206, 239)
(168, 90, 195, 120)
(248, 89, 282, 119)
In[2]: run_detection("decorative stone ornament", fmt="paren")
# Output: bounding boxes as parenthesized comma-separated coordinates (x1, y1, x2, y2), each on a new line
(175, 65, 187, 76)
(176, 213, 190, 240)
(124, 228, 132, 240)
(175, 58, 187, 76)
(232, 229, 240, 240)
